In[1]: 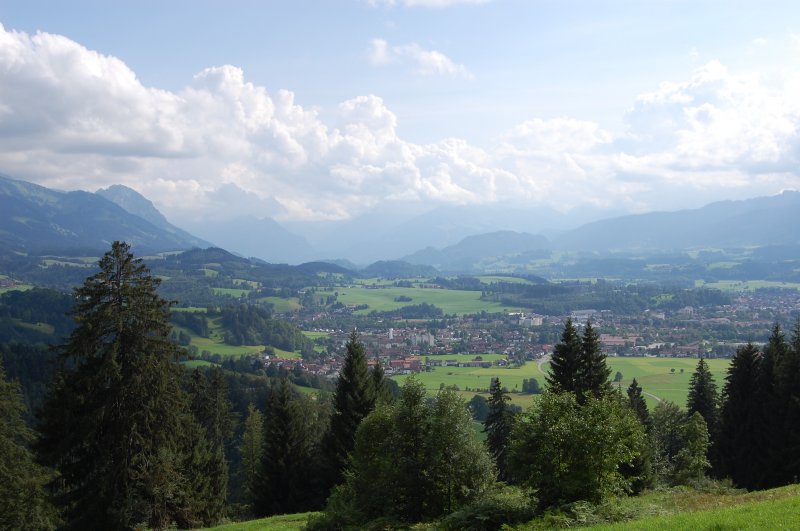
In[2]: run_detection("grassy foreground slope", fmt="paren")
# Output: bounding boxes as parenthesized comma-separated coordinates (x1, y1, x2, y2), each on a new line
(574, 484, 800, 531)
(202, 486, 800, 530)
(201, 512, 319, 531)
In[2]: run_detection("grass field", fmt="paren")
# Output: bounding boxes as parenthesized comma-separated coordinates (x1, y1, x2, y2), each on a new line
(0, 275, 33, 294)
(202, 512, 319, 531)
(318, 286, 527, 315)
(258, 296, 302, 313)
(391, 356, 731, 409)
(212, 287, 252, 298)
(696, 279, 800, 292)
(180, 360, 218, 369)
(575, 484, 800, 530)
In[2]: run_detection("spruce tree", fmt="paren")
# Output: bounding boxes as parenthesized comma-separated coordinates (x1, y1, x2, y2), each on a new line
(484, 377, 513, 481)
(0, 358, 59, 530)
(36, 242, 207, 529)
(547, 318, 582, 395)
(322, 331, 375, 491)
(188, 367, 233, 525)
(686, 357, 720, 473)
(576, 321, 612, 402)
(627, 378, 652, 432)
(239, 403, 264, 508)
(719, 343, 761, 488)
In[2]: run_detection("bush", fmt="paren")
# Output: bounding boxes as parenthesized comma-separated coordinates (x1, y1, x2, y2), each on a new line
(438, 485, 537, 530)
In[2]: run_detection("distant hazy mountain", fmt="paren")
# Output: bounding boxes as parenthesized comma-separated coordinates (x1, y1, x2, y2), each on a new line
(96, 184, 211, 248)
(403, 231, 550, 272)
(0, 174, 205, 254)
(287, 202, 613, 264)
(183, 216, 315, 264)
(558, 191, 800, 252)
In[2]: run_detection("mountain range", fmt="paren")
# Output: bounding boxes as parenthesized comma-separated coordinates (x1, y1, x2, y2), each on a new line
(0, 174, 207, 255)
(2, 173, 800, 272)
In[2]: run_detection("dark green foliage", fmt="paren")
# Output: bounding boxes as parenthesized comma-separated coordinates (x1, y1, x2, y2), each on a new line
(322, 331, 376, 492)
(437, 484, 537, 531)
(0, 342, 57, 424)
(0, 358, 59, 530)
(484, 378, 513, 481)
(626, 378, 651, 432)
(253, 378, 327, 516)
(650, 400, 687, 482)
(311, 378, 495, 529)
(170, 310, 209, 337)
(687, 358, 719, 428)
(521, 377, 541, 394)
(673, 412, 711, 485)
(239, 403, 264, 508)
(509, 391, 644, 509)
(719, 343, 763, 488)
(546, 318, 582, 395)
(36, 242, 217, 530)
(548, 320, 612, 404)
(469, 394, 489, 421)
(686, 357, 720, 474)
(0, 288, 74, 343)
(187, 367, 234, 524)
(576, 321, 612, 402)
(221, 304, 312, 351)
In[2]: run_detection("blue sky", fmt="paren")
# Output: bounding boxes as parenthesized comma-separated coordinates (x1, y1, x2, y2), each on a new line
(1, 0, 800, 224)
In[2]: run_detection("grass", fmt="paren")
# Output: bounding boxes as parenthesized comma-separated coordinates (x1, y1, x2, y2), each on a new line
(201, 511, 320, 530)
(302, 331, 330, 340)
(212, 287, 252, 298)
(390, 356, 731, 409)
(12, 319, 55, 335)
(181, 360, 219, 368)
(695, 279, 800, 292)
(258, 297, 302, 313)
(318, 286, 527, 315)
(573, 484, 800, 530)
(478, 275, 536, 285)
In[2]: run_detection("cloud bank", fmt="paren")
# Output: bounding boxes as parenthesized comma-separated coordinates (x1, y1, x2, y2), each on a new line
(1, 23, 800, 225)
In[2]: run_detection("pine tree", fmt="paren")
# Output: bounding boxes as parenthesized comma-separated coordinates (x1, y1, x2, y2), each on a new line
(253, 378, 325, 516)
(240, 403, 264, 508)
(719, 343, 761, 488)
(686, 357, 720, 473)
(484, 377, 513, 481)
(576, 321, 612, 402)
(36, 241, 207, 529)
(687, 358, 719, 427)
(188, 367, 233, 524)
(322, 331, 376, 491)
(627, 378, 652, 432)
(547, 318, 582, 395)
(369, 362, 392, 404)
(0, 358, 59, 530)
(673, 412, 710, 484)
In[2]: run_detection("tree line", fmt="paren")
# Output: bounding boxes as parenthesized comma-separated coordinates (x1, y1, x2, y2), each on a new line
(3, 242, 800, 529)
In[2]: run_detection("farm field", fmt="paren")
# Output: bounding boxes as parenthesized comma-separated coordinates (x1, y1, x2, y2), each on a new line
(259, 296, 301, 313)
(317, 286, 527, 315)
(695, 279, 800, 292)
(212, 287, 252, 298)
(391, 356, 731, 409)
(202, 511, 319, 531)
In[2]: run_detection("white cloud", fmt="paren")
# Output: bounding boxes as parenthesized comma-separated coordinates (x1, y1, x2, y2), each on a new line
(2, 23, 800, 224)
(367, 38, 474, 79)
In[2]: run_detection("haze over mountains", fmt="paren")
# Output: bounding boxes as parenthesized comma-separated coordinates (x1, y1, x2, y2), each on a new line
(2, 173, 800, 272)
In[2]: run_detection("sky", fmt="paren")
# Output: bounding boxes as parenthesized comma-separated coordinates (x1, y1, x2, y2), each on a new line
(1, 0, 800, 227)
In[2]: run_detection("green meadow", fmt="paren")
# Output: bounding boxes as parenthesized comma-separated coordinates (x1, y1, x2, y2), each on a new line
(391, 356, 731, 409)
(317, 286, 527, 315)
(695, 279, 800, 292)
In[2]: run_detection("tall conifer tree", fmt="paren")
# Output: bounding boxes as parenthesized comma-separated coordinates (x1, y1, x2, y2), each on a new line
(547, 318, 582, 395)
(576, 321, 612, 402)
(322, 331, 376, 491)
(627, 378, 652, 432)
(37, 242, 211, 530)
(719, 343, 761, 488)
(0, 358, 59, 530)
(484, 377, 513, 481)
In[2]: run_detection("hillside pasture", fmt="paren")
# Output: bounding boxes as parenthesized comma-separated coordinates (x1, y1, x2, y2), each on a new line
(695, 279, 800, 292)
(319, 286, 528, 315)
(391, 355, 731, 409)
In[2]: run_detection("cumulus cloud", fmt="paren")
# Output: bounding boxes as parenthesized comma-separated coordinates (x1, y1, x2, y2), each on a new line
(2, 23, 800, 224)
(367, 38, 474, 79)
